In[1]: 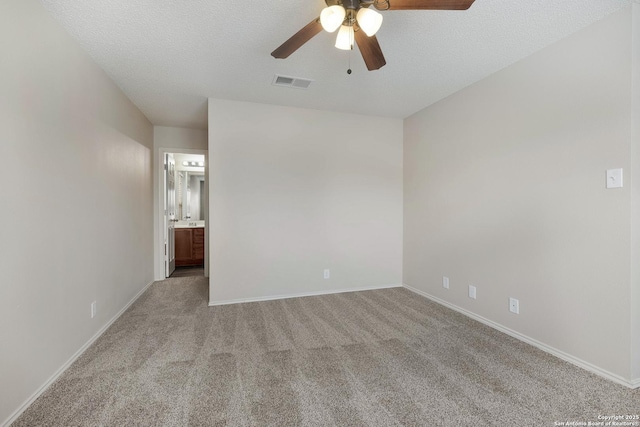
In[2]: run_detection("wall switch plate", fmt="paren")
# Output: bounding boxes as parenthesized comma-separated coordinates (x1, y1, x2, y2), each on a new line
(509, 297, 520, 314)
(442, 276, 449, 289)
(323, 269, 330, 279)
(91, 301, 97, 319)
(468, 285, 476, 299)
(606, 168, 623, 188)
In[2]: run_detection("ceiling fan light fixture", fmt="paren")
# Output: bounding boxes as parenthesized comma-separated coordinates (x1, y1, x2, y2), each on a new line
(356, 7, 383, 37)
(320, 5, 345, 33)
(271, 0, 476, 71)
(335, 25, 354, 50)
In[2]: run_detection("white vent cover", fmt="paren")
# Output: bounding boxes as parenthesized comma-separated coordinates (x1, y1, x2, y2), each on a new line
(272, 74, 313, 89)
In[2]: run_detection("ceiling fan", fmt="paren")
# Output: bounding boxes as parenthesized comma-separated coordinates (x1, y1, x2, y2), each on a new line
(271, 0, 476, 71)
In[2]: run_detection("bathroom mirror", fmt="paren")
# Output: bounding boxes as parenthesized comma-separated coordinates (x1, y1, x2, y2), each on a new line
(178, 171, 205, 220)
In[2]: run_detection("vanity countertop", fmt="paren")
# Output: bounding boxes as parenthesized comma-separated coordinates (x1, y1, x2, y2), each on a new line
(175, 220, 205, 228)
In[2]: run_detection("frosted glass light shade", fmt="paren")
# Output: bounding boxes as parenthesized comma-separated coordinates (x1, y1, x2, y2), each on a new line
(335, 25, 354, 50)
(320, 6, 346, 33)
(356, 7, 383, 37)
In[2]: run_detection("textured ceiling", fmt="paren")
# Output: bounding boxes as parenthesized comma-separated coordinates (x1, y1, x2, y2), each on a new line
(40, 0, 631, 129)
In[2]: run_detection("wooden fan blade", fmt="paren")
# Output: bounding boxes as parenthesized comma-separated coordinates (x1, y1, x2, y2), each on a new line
(380, 0, 475, 10)
(271, 18, 323, 59)
(354, 29, 386, 71)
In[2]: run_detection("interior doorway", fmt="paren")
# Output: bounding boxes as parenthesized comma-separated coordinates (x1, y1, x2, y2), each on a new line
(156, 148, 208, 280)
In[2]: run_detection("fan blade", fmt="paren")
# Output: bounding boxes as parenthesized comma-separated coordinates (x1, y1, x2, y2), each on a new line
(271, 18, 323, 59)
(378, 0, 475, 10)
(354, 29, 386, 71)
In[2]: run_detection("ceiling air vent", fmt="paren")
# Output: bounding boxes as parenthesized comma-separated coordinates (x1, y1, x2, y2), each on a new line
(272, 74, 313, 89)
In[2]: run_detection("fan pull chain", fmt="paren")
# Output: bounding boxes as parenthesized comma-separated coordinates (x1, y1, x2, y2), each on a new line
(347, 26, 353, 75)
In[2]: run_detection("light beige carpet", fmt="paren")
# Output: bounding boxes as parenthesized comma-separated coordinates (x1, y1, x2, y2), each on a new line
(13, 276, 640, 426)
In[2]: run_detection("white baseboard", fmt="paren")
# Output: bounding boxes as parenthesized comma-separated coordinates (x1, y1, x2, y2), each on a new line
(209, 283, 403, 306)
(403, 284, 638, 390)
(2, 280, 155, 427)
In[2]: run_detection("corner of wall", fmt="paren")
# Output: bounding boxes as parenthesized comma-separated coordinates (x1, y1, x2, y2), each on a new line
(630, 1, 640, 382)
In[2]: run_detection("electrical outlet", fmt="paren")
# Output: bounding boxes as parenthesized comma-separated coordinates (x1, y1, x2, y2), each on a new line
(323, 269, 330, 279)
(442, 276, 449, 289)
(468, 285, 476, 299)
(509, 297, 519, 314)
(91, 301, 97, 319)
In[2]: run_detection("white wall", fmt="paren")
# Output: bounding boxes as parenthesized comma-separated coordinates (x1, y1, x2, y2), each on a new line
(152, 126, 208, 279)
(0, 0, 154, 424)
(208, 99, 403, 304)
(154, 126, 208, 151)
(404, 6, 637, 383)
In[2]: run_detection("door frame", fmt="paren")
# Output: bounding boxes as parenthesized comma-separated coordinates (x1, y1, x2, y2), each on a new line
(155, 147, 209, 280)
(165, 153, 176, 278)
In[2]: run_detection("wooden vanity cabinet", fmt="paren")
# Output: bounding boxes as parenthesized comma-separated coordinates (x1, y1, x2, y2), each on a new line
(175, 227, 204, 267)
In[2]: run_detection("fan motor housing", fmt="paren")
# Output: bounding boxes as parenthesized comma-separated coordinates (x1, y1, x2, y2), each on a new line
(324, 0, 374, 10)
(343, 0, 359, 9)
(324, 0, 370, 8)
